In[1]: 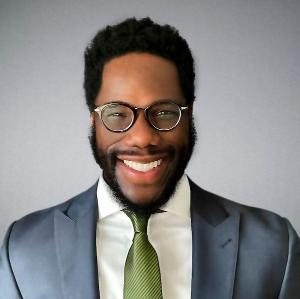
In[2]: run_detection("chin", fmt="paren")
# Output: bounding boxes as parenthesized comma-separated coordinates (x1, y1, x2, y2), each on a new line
(123, 192, 161, 207)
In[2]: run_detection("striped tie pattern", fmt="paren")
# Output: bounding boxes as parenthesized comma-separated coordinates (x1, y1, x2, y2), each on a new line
(123, 209, 163, 299)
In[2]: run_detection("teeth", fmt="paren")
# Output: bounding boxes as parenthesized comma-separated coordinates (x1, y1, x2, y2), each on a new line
(123, 159, 162, 172)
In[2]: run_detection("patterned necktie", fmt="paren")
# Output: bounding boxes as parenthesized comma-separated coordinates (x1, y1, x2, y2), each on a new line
(123, 209, 163, 299)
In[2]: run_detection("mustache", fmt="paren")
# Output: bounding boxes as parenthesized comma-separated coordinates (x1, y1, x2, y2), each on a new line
(111, 146, 175, 157)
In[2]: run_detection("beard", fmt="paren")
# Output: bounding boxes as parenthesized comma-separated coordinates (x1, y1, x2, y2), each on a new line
(89, 119, 197, 215)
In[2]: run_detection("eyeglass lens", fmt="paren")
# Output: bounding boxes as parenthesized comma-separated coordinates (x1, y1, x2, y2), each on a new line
(101, 102, 181, 131)
(101, 103, 133, 131)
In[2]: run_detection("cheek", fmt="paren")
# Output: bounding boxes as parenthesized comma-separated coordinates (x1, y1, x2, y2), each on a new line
(95, 123, 122, 151)
(168, 121, 190, 148)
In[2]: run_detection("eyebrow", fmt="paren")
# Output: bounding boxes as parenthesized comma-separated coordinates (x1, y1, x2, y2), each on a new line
(95, 98, 187, 108)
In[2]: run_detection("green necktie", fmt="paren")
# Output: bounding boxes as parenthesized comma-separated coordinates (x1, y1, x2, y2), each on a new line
(123, 209, 163, 299)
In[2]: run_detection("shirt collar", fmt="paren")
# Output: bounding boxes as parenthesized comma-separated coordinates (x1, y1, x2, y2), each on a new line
(97, 174, 190, 220)
(97, 176, 123, 219)
(160, 174, 190, 219)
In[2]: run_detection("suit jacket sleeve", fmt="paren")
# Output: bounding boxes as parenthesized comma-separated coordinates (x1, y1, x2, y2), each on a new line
(0, 223, 22, 299)
(278, 219, 300, 299)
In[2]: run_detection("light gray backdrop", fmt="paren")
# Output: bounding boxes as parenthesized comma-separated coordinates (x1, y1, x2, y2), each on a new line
(0, 0, 299, 242)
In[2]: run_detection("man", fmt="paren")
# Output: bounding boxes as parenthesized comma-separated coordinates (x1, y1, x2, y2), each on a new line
(0, 17, 299, 299)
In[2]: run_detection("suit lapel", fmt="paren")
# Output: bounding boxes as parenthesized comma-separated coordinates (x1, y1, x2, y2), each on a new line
(54, 183, 100, 299)
(189, 180, 240, 299)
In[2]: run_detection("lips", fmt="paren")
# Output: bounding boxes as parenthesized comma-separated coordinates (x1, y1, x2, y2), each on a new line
(116, 156, 167, 187)
(115, 151, 172, 186)
(123, 159, 162, 172)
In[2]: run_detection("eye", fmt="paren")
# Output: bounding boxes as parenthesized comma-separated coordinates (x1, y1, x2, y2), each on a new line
(153, 110, 178, 119)
(107, 112, 128, 118)
(156, 110, 175, 116)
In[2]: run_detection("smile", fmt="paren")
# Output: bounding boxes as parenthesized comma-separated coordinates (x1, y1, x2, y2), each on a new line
(123, 159, 162, 172)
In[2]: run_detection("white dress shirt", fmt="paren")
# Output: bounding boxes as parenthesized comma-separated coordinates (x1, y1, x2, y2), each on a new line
(96, 174, 192, 299)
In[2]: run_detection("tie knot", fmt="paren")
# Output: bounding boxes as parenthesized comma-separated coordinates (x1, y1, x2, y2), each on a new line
(123, 209, 149, 233)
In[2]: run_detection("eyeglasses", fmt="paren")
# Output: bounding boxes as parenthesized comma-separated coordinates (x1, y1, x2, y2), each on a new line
(94, 100, 188, 132)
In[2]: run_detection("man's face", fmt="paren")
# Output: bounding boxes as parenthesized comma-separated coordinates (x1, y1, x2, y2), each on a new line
(90, 53, 195, 213)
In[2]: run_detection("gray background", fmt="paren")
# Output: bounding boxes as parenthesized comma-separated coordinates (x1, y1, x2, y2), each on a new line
(0, 0, 299, 242)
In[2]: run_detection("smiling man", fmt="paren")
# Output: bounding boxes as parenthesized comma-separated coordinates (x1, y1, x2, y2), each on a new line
(0, 17, 299, 299)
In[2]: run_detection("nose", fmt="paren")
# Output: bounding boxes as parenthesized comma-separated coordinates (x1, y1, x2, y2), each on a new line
(124, 111, 160, 148)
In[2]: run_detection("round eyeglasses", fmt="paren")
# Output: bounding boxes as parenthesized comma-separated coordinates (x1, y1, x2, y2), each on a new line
(94, 100, 188, 132)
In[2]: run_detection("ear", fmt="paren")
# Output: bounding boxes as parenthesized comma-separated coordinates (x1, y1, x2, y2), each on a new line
(90, 112, 95, 127)
(188, 103, 194, 120)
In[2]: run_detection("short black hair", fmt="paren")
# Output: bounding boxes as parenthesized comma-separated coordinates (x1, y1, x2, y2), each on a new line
(84, 17, 195, 112)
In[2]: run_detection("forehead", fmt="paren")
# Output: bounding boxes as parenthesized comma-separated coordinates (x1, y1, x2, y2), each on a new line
(95, 53, 184, 106)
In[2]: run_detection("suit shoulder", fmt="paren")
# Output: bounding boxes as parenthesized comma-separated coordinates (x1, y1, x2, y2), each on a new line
(7, 182, 98, 243)
(189, 178, 294, 238)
